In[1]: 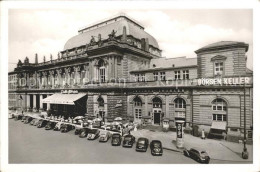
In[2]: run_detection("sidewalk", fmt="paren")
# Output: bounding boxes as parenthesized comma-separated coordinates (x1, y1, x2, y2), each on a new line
(131, 129, 253, 162)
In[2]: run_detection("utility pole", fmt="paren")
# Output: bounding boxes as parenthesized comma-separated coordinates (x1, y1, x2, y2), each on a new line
(242, 83, 248, 159)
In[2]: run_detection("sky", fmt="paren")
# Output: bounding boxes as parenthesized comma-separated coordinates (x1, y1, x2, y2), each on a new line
(8, 9, 253, 72)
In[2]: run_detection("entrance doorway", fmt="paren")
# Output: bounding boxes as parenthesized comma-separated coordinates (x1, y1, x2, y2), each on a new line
(153, 109, 161, 125)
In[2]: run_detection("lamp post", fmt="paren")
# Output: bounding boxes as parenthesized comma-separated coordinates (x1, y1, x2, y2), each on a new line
(242, 83, 248, 159)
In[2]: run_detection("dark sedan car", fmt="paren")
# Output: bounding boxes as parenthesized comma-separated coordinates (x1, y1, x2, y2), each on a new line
(60, 124, 74, 133)
(136, 137, 149, 152)
(122, 135, 135, 148)
(183, 148, 210, 164)
(79, 128, 90, 138)
(37, 119, 48, 128)
(45, 121, 57, 130)
(14, 114, 23, 121)
(111, 133, 122, 146)
(24, 116, 34, 124)
(87, 129, 100, 140)
(21, 116, 27, 122)
(150, 140, 163, 156)
(30, 118, 37, 125)
(75, 128, 83, 135)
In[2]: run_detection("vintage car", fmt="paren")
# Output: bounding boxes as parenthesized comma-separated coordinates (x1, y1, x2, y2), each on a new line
(87, 129, 100, 140)
(60, 124, 74, 133)
(99, 130, 111, 142)
(183, 147, 210, 164)
(111, 133, 122, 146)
(54, 122, 64, 131)
(45, 121, 57, 130)
(30, 118, 37, 125)
(37, 119, 48, 128)
(21, 116, 28, 122)
(14, 114, 24, 121)
(32, 118, 41, 126)
(79, 128, 90, 138)
(136, 137, 149, 152)
(74, 128, 83, 135)
(24, 116, 34, 124)
(122, 134, 135, 148)
(150, 140, 163, 156)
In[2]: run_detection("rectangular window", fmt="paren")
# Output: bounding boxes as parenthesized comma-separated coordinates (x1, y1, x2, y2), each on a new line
(135, 74, 140, 82)
(160, 72, 166, 81)
(100, 68, 106, 82)
(183, 70, 189, 79)
(215, 62, 224, 75)
(141, 74, 145, 82)
(212, 114, 226, 121)
(153, 72, 158, 81)
(175, 71, 181, 80)
(135, 108, 142, 119)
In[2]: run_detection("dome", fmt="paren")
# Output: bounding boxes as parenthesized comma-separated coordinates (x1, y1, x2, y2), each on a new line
(63, 15, 160, 50)
(195, 41, 249, 54)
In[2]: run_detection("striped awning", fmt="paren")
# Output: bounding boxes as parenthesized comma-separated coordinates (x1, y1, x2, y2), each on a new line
(42, 93, 86, 105)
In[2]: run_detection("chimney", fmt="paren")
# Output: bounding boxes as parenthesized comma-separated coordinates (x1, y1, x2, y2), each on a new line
(145, 38, 149, 52)
(35, 53, 38, 64)
(122, 26, 127, 42)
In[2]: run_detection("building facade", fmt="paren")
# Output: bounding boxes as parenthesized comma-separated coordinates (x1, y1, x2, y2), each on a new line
(8, 14, 253, 137)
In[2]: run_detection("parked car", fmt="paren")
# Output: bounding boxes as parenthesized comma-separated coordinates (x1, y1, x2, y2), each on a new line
(14, 114, 23, 121)
(150, 140, 163, 156)
(111, 133, 122, 146)
(21, 116, 28, 122)
(54, 122, 64, 131)
(79, 128, 90, 138)
(99, 130, 111, 142)
(45, 121, 57, 130)
(136, 137, 149, 152)
(183, 148, 210, 164)
(87, 129, 100, 140)
(33, 118, 41, 126)
(122, 134, 135, 148)
(74, 128, 83, 135)
(60, 124, 74, 133)
(24, 116, 34, 124)
(37, 119, 48, 128)
(30, 118, 37, 125)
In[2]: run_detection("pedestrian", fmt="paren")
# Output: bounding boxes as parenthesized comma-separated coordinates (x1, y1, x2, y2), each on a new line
(201, 129, 205, 139)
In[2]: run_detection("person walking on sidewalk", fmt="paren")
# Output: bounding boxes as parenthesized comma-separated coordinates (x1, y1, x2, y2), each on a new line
(201, 129, 205, 139)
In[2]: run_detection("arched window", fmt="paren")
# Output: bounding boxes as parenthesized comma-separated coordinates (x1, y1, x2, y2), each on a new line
(174, 98, 186, 108)
(97, 96, 104, 107)
(153, 97, 162, 108)
(133, 96, 142, 120)
(212, 98, 227, 121)
(98, 60, 106, 83)
(134, 96, 142, 107)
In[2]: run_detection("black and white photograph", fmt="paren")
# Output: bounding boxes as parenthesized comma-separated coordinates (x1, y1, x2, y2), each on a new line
(1, 1, 260, 172)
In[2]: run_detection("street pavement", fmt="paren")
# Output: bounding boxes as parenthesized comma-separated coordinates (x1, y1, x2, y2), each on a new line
(9, 119, 196, 164)
(8, 119, 252, 164)
(130, 128, 253, 163)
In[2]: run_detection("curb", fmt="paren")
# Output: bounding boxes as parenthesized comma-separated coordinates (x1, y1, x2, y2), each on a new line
(162, 147, 183, 153)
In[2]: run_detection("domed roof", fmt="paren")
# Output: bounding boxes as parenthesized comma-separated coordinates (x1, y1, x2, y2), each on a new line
(64, 15, 160, 50)
(195, 41, 249, 54)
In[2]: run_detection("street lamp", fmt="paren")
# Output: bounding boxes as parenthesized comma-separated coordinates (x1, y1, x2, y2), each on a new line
(242, 82, 248, 159)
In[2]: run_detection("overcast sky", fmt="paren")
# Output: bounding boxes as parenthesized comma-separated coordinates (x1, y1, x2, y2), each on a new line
(8, 9, 253, 72)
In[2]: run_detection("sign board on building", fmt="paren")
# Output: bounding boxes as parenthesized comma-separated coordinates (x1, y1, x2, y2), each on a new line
(197, 77, 252, 86)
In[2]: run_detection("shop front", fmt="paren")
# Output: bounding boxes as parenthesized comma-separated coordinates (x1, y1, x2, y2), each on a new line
(42, 92, 87, 118)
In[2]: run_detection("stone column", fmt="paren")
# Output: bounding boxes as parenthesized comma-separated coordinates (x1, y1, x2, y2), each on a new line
(166, 95, 169, 118)
(33, 94, 37, 109)
(114, 56, 118, 78)
(40, 94, 43, 109)
(145, 95, 148, 116)
(27, 94, 30, 109)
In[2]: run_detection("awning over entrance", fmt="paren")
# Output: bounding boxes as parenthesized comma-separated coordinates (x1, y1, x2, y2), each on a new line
(42, 94, 86, 105)
(211, 121, 227, 130)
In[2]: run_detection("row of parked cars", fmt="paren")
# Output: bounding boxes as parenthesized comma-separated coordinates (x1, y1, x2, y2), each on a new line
(13, 114, 163, 156)
(12, 114, 210, 162)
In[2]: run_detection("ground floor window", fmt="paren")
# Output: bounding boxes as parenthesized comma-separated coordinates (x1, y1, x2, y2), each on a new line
(212, 114, 226, 121)
(176, 111, 185, 118)
(135, 108, 142, 119)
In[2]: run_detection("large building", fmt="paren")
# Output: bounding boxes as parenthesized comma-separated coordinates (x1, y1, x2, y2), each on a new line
(8, 14, 253, 138)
